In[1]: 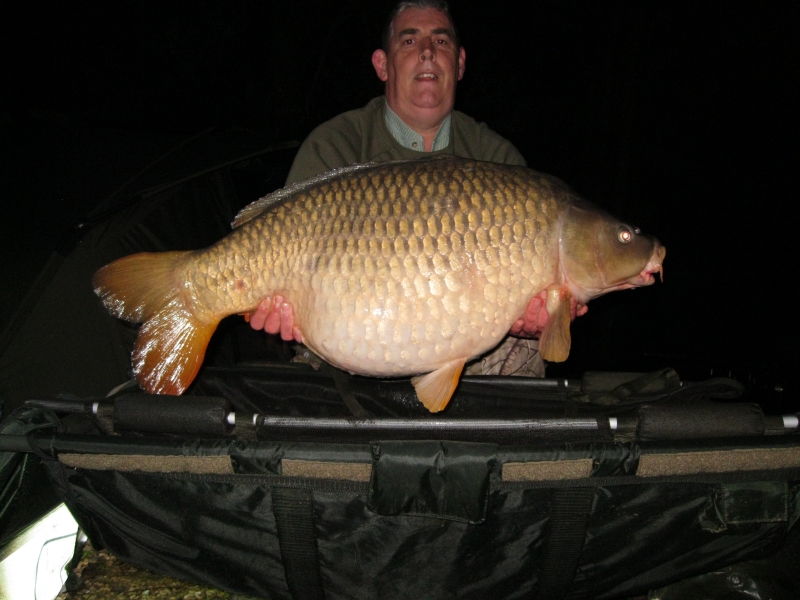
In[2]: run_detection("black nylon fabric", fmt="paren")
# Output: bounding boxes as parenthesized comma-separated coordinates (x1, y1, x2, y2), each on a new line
(0, 406, 64, 547)
(535, 487, 596, 599)
(565, 376, 746, 418)
(368, 441, 497, 523)
(312, 486, 553, 599)
(572, 482, 795, 599)
(47, 464, 294, 599)
(272, 487, 326, 600)
(190, 364, 578, 419)
(186, 364, 619, 446)
(9, 367, 800, 599)
(43, 453, 800, 600)
(649, 521, 800, 599)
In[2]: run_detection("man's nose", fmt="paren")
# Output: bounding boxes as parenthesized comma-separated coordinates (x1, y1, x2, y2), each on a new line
(419, 37, 435, 59)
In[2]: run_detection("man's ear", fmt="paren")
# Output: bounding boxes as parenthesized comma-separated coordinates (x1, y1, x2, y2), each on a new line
(372, 49, 389, 82)
(457, 47, 466, 80)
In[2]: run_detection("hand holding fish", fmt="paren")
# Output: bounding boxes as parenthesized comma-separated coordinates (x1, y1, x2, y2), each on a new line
(248, 290, 587, 342)
(509, 291, 588, 338)
(245, 295, 304, 343)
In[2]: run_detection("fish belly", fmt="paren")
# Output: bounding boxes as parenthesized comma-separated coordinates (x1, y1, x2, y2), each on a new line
(294, 266, 530, 377)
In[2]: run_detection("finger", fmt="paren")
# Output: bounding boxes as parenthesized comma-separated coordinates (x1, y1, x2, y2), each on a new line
(292, 325, 304, 343)
(568, 300, 588, 320)
(264, 296, 283, 334)
(537, 303, 549, 330)
(525, 297, 543, 321)
(509, 318, 526, 336)
(509, 295, 544, 338)
(280, 302, 294, 341)
(249, 297, 271, 330)
(526, 297, 547, 334)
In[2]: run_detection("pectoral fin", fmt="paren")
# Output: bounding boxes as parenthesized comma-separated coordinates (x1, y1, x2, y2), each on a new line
(539, 287, 572, 362)
(411, 358, 467, 413)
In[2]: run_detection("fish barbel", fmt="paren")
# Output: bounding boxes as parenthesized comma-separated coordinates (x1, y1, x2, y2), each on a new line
(93, 157, 665, 412)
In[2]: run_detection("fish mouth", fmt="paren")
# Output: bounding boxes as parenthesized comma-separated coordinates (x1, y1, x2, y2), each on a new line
(627, 244, 666, 287)
(565, 243, 666, 303)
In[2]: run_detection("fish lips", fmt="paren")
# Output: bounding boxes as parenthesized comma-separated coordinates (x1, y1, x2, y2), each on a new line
(591, 242, 666, 293)
(632, 244, 666, 286)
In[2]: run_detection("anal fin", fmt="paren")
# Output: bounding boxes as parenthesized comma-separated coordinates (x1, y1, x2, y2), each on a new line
(411, 358, 467, 413)
(539, 287, 572, 362)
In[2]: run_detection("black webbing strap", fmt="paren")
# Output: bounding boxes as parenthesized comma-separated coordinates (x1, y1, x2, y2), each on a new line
(534, 487, 596, 599)
(272, 487, 327, 600)
(319, 363, 372, 418)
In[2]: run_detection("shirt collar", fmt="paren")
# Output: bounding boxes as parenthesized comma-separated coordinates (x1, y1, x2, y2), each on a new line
(384, 100, 452, 152)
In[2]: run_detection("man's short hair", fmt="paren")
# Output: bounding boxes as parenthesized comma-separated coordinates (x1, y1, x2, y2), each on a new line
(381, 0, 460, 52)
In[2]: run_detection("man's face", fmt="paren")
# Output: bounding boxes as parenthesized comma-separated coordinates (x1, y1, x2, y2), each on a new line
(372, 7, 466, 129)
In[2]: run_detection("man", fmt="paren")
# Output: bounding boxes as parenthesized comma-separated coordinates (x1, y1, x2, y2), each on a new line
(248, 0, 586, 376)
(282, 0, 525, 185)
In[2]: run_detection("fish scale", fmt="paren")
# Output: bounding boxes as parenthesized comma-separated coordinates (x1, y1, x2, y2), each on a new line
(93, 156, 664, 412)
(237, 160, 547, 376)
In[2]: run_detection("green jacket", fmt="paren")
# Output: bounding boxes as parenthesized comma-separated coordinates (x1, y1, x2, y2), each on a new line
(286, 97, 526, 185)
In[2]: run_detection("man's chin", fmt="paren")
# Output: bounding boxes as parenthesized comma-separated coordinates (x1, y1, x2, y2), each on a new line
(408, 95, 454, 113)
(386, 93, 454, 126)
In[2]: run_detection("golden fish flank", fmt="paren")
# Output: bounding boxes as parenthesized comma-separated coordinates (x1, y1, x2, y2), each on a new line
(93, 157, 665, 413)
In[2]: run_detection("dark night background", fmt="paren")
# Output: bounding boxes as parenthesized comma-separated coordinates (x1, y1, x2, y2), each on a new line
(1, 2, 797, 395)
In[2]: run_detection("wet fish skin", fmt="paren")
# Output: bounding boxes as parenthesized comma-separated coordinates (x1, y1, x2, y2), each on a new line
(93, 157, 664, 412)
(201, 158, 561, 370)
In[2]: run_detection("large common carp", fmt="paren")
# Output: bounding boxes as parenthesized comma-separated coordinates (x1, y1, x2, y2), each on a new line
(94, 157, 665, 412)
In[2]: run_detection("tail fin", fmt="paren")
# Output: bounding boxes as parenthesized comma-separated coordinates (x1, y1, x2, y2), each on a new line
(93, 252, 218, 395)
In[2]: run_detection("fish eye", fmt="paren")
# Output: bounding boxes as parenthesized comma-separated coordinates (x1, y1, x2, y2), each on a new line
(617, 226, 633, 243)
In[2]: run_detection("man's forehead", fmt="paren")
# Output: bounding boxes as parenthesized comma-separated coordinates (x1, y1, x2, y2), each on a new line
(391, 8, 455, 39)
(396, 25, 454, 37)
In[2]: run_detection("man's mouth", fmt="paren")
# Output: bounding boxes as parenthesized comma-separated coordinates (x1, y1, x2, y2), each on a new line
(416, 73, 438, 80)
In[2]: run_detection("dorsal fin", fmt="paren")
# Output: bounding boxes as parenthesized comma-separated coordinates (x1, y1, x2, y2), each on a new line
(231, 155, 463, 228)
(232, 162, 379, 228)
